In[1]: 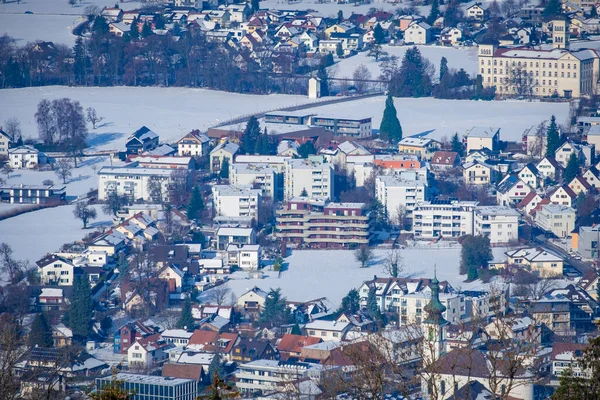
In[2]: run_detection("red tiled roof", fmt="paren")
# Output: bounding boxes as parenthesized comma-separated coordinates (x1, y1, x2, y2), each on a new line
(277, 334, 322, 353)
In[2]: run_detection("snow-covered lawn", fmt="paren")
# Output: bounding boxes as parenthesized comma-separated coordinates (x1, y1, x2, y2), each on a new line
(0, 86, 320, 151)
(0, 0, 143, 45)
(260, 0, 399, 18)
(0, 204, 113, 264)
(2, 156, 116, 199)
(215, 247, 507, 308)
(298, 95, 570, 142)
(332, 45, 479, 81)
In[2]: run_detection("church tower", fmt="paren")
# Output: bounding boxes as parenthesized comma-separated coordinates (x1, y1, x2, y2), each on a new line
(551, 16, 570, 49)
(422, 269, 448, 365)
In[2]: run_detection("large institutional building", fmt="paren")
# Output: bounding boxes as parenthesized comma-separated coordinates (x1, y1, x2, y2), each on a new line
(478, 17, 600, 98)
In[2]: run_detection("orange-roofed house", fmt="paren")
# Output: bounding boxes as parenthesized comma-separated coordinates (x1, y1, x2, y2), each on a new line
(277, 334, 322, 360)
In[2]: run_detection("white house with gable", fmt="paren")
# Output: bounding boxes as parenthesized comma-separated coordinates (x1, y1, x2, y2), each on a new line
(404, 22, 431, 44)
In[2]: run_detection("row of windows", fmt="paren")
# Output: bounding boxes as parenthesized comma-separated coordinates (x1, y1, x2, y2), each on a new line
(483, 59, 578, 70)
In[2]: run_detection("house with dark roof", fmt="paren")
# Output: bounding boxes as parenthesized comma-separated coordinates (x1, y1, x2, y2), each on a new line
(430, 151, 461, 170)
(162, 363, 205, 389)
(231, 338, 278, 363)
(126, 126, 159, 154)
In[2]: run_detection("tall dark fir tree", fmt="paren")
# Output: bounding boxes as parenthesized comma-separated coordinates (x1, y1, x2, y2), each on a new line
(70, 273, 92, 341)
(546, 115, 561, 157)
(379, 94, 403, 143)
(242, 116, 261, 154)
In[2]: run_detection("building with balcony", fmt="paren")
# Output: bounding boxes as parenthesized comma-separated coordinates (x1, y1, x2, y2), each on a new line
(577, 225, 600, 259)
(310, 115, 372, 138)
(473, 206, 519, 245)
(97, 165, 190, 202)
(284, 157, 334, 200)
(536, 204, 576, 238)
(275, 198, 371, 249)
(375, 173, 429, 223)
(412, 200, 478, 239)
(230, 163, 278, 199)
(0, 184, 65, 204)
(235, 360, 323, 395)
(212, 185, 261, 220)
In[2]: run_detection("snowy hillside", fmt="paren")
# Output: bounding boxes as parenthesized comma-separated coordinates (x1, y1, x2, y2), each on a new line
(332, 45, 479, 80)
(298, 96, 570, 142)
(0, 86, 320, 151)
(215, 247, 508, 307)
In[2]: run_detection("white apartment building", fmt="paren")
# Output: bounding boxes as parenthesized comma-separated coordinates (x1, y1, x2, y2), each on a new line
(9, 145, 47, 169)
(375, 174, 428, 222)
(98, 166, 190, 202)
(235, 360, 323, 395)
(473, 206, 519, 245)
(536, 204, 576, 238)
(477, 24, 599, 99)
(465, 126, 500, 153)
(212, 185, 261, 220)
(227, 244, 261, 270)
(412, 200, 478, 239)
(230, 163, 277, 199)
(305, 320, 351, 340)
(284, 157, 334, 200)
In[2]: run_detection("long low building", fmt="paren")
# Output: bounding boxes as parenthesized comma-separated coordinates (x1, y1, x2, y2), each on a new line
(0, 184, 66, 204)
(275, 197, 372, 249)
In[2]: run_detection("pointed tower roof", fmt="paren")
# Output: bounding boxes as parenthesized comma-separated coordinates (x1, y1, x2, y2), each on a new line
(424, 268, 447, 325)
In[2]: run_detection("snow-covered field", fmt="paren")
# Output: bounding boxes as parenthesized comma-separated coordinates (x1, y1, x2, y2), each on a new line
(300, 95, 570, 142)
(0, 0, 143, 45)
(1, 155, 115, 199)
(0, 204, 112, 264)
(332, 45, 479, 80)
(0, 86, 320, 151)
(215, 247, 507, 307)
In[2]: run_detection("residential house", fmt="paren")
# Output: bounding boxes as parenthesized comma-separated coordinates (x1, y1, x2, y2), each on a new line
(115, 320, 157, 354)
(128, 334, 170, 370)
(36, 254, 75, 286)
(411, 200, 478, 239)
(109, 22, 130, 37)
(466, 2, 489, 20)
(227, 244, 261, 270)
(549, 185, 577, 207)
(537, 157, 562, 181)
(463, 161, 495, 185)
(398, 137, 439, 160)
(277, 334, 322, 361)
(440, 27, 462, 46)
(231, 338, 278, 363)
(38, 288, 65, 312)
(430, 151, 461, 170)
(9, 146, 47, 169)
(466, 126, 500, 153)
(582, 166, 600, 188)
(158, 264, 185, 293)
(324, 22, 356, 39)
(235, 360, 323, 395)
(177, 130, 210, 157)
(568, 175, 592, 195)
(52, 324, 73, 348)
(517, 191, 543, 215)
(126, 126, 159, 155)
(216, 226, 255, 250)
(305, 320, 351, 340)
(555, 141, 583, 168)
(551, 343, 590, 378)
(518, 163, 542, 189)
(161, 329, 193, 346)
(210, 142, 239, 172)
(578, 270, 600, 300)
(496, 175, 532, 206)
(484, 316, 542, 344)
(0, 184, 66, 205)
(236, 286, 268, 313)
(505, 247, 564, 277)
(533, 285, 599, 332)
(187, 331, 239, 361)
(0, 129, 12, 155)
(404, 21, 432, 44)
(101, 7, 123, 22)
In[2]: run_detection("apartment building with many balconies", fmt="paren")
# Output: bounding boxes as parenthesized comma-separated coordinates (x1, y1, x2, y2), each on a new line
(212, 185, 261, 220)
(375, 173, 429, 223)
(473, 206, 519, 245)
(284, 156, 334, 200)
(412, 200, 479, 239)
(275, 197, 371, 249)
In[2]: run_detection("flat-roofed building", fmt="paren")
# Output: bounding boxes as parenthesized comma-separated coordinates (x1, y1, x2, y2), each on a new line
(212, 185, 261, 220)
(474, 206, 519, 245)
(284, 156, 334, 200)
(310, 115, 372, 137)
(96, 373, 197, 400)
(276, 198, 372, 249)
(412, 200, 478, 239)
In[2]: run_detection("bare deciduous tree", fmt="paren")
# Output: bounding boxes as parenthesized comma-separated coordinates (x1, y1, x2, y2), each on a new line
(3, 117, 21, 142)
(353, 64, 372, 94)
(355, 245, 373, 268)
(210, 286, 232, 306)
(383, 249, 404, 278)
(54, 159, 73, 184)
(86, 107, 104, 129)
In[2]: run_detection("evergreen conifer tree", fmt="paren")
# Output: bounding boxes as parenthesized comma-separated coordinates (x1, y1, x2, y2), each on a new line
(141, 22, 153, 38)
(439, 56, 448, 82)
(242, 116, 261, 154)
(379, 94, 402, 143)
(427, 0, 440, 25)
(259, 288, 291, 326)
(300, 188, 308, 196)
(29, 312, 53, 348)
(546, 115, 561, 157)
(70, 273, 92, 341)
(389, 46, 432, 97)
(176, 298, 195, 330)
(220, 158, 230, 179)
(339, 289, 360, 314)
(373, 23, 385, 44)
(366, 287, 378, 316)
(317, 67, 330, 96)
(187, 186, 204, 221)
(563, 153, 579, 183)
(451, 133, 463, 155)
